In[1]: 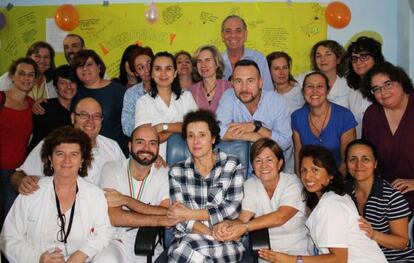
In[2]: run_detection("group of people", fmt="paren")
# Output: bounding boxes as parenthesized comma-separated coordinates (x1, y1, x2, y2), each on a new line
(0, 13, 413, 263)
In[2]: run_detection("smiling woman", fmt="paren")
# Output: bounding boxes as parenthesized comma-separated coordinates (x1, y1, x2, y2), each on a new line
(134, 51, 198, 159)
(213, 138, 308, 261)
(361, 62, 414, 212)
(0, 126, 112, 263)
(0, 58, 37, 222)
(258, 145, 387, 263)
(29, 65, 77, 152)
(291, 71, 356, 175)
(189, 45, 232, 112)
(345, 139, 414, 262)
(72, 49, 129, 156)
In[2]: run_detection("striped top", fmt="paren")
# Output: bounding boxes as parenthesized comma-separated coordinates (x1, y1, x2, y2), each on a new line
(349, 177, 414, 262)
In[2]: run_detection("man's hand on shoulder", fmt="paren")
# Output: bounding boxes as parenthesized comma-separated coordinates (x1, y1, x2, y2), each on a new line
(16, 173, 40, 195)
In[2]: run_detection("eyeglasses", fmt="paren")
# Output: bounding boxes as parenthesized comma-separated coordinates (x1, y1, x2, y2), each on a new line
(74, 112, 103, 121)
(57, 214, 66, 242)
(351, 53, 371, 64)
(371, 80, 394, 94)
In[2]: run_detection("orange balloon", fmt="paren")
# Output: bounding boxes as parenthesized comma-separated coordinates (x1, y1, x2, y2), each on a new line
(55, 4, 79, 31)
(325, 1, 351, 29)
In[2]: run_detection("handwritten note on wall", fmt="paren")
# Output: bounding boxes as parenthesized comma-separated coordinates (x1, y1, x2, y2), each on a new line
(0, 2, 326, 77)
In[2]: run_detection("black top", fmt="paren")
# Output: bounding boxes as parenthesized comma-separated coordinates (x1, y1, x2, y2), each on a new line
(29, 98, 71, 152)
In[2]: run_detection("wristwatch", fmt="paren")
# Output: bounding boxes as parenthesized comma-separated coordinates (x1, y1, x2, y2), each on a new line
(296, 255, 304, 263)
(162, 123, 169, 131)
(253, 120, 262, 132)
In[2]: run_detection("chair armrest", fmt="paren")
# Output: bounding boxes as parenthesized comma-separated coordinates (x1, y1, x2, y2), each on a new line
(134, 227, 162, 256)
(249, 228, 270, 254)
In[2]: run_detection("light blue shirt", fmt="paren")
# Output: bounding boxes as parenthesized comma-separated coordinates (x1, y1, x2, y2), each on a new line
(121, 82, 147, 136)
(222, 47, 273, 91)
(216, 89, 292, 151)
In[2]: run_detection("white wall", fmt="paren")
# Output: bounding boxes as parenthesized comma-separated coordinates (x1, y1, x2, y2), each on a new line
(2, 0, 413, 73)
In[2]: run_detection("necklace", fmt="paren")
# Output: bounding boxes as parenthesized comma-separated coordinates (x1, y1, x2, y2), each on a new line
(127, 159, 148, 200)
(203, 82, 217, 99)
(308, 104, 331, 143)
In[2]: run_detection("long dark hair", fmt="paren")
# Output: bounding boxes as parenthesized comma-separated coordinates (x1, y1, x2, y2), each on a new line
(346, 36, 384, 93)
(117, 44, 142, 86)
(299, 145, 345, 210)
(149, 51, 182, 100)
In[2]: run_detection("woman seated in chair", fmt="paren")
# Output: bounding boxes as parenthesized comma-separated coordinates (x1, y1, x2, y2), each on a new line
(345, 139, 414, 262)
(166, 109, 245, 262)
(0, 126, 112, 263)
(213, 138, 308, 259)
(259, 145, 387, 263)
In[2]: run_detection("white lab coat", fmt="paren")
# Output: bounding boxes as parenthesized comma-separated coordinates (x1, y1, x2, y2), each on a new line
(0, 177, 112, 263)
(18, 135, 126, 186)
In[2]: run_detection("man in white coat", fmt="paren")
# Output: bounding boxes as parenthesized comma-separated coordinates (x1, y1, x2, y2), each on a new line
(94, 124, 177, 262)
(11, 97, 126, 193)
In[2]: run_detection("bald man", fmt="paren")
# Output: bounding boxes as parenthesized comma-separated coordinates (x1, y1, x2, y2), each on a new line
(95, 124, 176, 263)
(11, 97, 126, 194)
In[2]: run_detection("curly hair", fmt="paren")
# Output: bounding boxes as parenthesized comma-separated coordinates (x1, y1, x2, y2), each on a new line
(299, 145, 345, 210)
(41, 126, 93, 178)
(181, 109, 221, 148)
(310, 40, 347, 77)
(361, 61, 414, 103)
(346, 36, 384, 92)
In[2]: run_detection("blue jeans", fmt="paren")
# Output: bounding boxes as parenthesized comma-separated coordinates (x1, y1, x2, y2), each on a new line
(0, 169, 18, 228)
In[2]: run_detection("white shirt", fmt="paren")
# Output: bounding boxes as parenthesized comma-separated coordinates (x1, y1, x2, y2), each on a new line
(134, 91, 198, 158)
(306, 191, 387, 262)
(276, 82, 304, 174)
(0, 177, 112, 262)
(18, 135, 126, 186)
(348, 89, 372, 138)
(0, 72, 57, 98)
(277, 82, 305, 113)
(98, 159, 169, 262)
(243, 173, 308, 255)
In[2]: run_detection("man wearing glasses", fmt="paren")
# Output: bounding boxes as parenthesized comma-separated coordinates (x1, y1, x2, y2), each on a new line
(11, 97, 125, 193)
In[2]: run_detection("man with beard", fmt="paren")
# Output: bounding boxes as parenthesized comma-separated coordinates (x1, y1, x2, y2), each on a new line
(94, 124, 176, 263)
(216, 60, 292, 165)
(63, 34, 85, 63)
